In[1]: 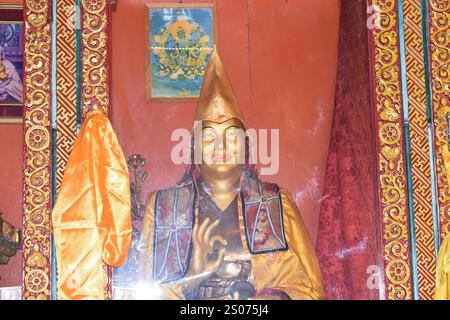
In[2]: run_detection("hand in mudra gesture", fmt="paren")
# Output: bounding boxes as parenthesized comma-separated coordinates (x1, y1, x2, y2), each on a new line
(186, 217, 227, 281)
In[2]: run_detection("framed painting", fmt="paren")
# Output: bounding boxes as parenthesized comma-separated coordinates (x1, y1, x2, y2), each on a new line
(146, 3, 218, 101)
(0, 4, 23, 124)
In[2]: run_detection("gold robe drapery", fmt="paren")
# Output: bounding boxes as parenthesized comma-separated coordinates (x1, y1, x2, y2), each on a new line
(138, 188, 325, 300)
(52, 110, 132, 300)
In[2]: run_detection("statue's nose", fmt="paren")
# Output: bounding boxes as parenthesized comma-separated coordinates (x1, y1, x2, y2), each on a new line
(216, 136, 225, 151)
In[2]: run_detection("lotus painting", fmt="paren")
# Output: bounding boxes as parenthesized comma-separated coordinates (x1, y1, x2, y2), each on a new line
(146, 3, 217, 101)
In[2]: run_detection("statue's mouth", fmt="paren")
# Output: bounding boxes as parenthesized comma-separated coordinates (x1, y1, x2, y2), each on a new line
(211, 154, 232, 163)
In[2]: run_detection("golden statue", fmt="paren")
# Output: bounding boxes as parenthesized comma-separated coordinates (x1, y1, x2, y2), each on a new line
(137, 49, 325, 300)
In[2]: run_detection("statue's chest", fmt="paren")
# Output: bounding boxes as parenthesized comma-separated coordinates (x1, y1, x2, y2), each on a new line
(152, 176, 288, 284)
(197, 193, 245, 257)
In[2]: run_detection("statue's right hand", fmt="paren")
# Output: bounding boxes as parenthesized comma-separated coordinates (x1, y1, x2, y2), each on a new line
(186, 217, 227, 283)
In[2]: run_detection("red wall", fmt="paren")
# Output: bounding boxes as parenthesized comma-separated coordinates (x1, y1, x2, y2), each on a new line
(111, 0, 340, 242)
(0, 126, 22, 287)
(0, 0, 340, 289)
(0, 0, 23, 288)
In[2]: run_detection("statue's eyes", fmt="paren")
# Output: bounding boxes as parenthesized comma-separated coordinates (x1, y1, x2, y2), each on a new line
(225, 128, 239, 140)
(202, 129, 216, 142)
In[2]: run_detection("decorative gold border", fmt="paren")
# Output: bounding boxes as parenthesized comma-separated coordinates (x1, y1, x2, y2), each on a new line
(368, 0, 413, 300)
(403, 0, 436, 300)
(145, 3, 218, 102)
(55, 0, 77, 192)
(80, 0, 112, 299)
(81, 0, 110, 118)
(22, 0, 52, 300)
(428, 1, 450, 242)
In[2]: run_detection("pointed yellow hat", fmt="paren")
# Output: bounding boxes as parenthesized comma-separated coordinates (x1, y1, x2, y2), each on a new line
(194, 48, 244, 124)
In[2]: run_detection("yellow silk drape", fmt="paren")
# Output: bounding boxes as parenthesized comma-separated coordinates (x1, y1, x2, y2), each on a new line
(52, 110, 132, 300)
(435, 234, 450, 300)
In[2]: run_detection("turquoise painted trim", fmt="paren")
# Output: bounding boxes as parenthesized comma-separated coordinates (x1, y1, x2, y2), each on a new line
(51, 128, 57, 300)
(51, 0, 58, 300)
(76, 0, 81, 132)
(398, 0, 420, 300)
(51, 0, 57, 129)
(421, 0, 441, 258)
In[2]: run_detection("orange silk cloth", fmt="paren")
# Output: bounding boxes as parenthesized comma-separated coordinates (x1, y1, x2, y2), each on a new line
(52, 110, 132, 300)
(435, 233, 450, 300)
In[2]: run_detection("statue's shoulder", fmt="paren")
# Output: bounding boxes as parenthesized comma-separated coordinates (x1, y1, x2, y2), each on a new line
(247, 178, 300, 222)
(143, 186, 179, 219)
(256, 179, 294, 205)
(243, 176, 296, 209)
(257, 178, 293, 196)
(145, 181, 196, 226)
(148, 180, 196, 203)
(277, 187, 295, 204)
(241, 175, 280, 200)
(259, 179, 280, 190)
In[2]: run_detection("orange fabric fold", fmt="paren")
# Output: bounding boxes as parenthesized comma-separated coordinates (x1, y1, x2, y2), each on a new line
(52, 110, 132, 300)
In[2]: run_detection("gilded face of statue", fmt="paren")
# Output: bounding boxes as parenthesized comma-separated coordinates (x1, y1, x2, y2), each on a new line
(199, 118, 245, 178)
